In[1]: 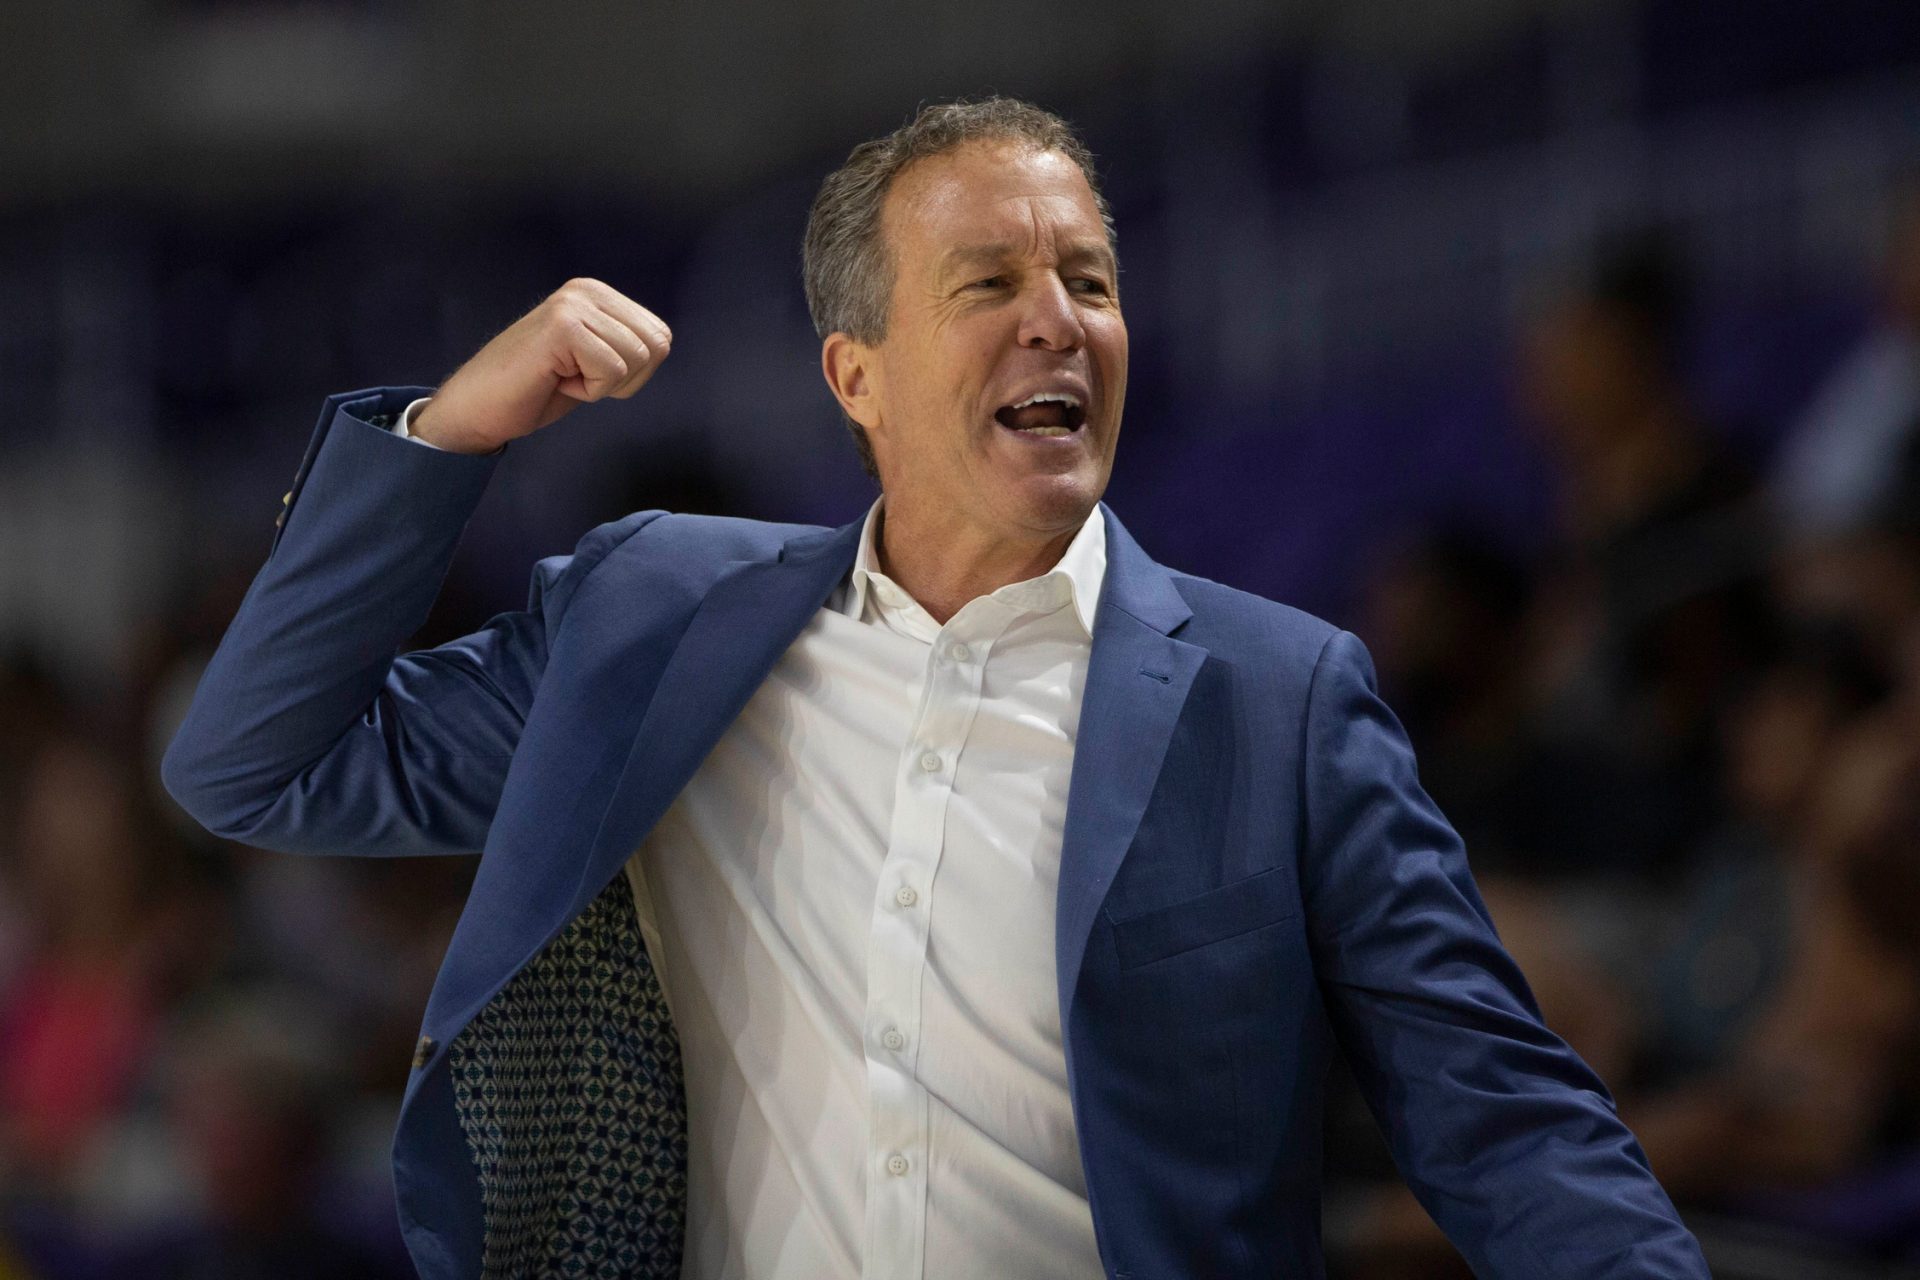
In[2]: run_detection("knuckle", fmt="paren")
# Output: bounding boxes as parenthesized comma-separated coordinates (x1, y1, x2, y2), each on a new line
(552, 278, 601, 312)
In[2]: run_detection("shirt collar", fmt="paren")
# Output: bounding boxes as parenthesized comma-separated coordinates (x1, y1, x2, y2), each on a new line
(840, 496, 1107, 636)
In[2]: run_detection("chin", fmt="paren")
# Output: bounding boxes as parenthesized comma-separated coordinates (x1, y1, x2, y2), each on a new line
(1004, 470, 1104, 533)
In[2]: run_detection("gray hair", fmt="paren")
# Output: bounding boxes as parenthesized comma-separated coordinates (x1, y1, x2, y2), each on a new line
(802, 96, 1117, 478)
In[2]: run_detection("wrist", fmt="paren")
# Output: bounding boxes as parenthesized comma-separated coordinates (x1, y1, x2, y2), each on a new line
(410, 403, 502, 456)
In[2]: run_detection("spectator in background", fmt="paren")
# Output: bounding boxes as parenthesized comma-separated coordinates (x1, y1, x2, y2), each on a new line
(1507, 229, 1769, 883)
(1606, 620, 1915, 1200)
(1767, 182, 1920, 541)
(113, 991, 404, 1280)
(0, 731, 209, 1199)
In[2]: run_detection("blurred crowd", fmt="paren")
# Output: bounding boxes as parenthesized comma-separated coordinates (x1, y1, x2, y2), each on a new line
(0, 620, 465, 1273)
(1326, 191, 1920, 1277)
(2, 182, 1920, 1280)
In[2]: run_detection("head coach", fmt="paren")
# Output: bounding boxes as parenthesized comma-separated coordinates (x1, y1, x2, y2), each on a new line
(162, 98, 1709, 1278)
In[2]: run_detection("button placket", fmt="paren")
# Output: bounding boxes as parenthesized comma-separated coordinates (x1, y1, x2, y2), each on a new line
(859, 608, 1008, 1277)
(860, 601, 1024, 1280)
(860, 635, 955, 1279)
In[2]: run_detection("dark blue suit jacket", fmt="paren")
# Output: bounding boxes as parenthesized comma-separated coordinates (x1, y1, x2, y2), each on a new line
(164, 388, 1710, 1278)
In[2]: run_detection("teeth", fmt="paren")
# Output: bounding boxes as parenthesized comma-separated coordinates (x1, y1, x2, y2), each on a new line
(1010, 392, 1082, 410)
(1018, 426, 1073, 436)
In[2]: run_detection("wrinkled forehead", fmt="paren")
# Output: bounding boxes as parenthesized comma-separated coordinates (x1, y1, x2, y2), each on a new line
(881, 141, 1111, 274)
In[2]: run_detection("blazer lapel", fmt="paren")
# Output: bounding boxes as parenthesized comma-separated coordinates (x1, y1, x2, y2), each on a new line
(570, 516, 866, 906)
(556, 502, 1203, 1004)
(1056, 506, 1208, 1000)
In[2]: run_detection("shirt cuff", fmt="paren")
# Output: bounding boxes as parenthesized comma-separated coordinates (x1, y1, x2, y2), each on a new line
(393, 396, 438, 447)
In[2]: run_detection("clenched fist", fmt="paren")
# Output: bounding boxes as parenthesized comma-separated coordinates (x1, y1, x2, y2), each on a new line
(411, 278, 672, 455)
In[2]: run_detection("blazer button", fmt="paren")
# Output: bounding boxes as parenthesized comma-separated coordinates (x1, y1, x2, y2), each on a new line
(411, 1035, 437, 1069)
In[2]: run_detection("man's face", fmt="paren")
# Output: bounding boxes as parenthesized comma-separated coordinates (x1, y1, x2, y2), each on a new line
(847, 140, 1127, 540)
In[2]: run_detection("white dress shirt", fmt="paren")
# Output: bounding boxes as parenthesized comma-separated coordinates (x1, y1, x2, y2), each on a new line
(396, 398, 1109, 1279)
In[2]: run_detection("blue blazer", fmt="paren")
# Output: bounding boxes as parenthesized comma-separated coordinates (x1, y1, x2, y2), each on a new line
(164, 388, 1709, 1279)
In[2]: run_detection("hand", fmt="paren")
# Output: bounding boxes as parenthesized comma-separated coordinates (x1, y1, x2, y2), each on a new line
(411, 278, 672, 454)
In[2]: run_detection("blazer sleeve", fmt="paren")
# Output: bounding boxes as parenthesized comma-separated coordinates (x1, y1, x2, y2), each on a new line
(1300, 628, 1710, 1279)
(161, 387, 658, 858)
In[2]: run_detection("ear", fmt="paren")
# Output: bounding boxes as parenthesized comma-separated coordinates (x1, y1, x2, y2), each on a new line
(821, 332, 882, 430)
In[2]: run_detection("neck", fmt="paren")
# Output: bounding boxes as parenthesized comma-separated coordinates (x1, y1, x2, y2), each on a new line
(875, 499, 1084, 624)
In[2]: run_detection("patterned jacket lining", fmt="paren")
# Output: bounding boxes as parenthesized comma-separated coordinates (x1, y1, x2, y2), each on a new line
(448, 875, 689, 1278)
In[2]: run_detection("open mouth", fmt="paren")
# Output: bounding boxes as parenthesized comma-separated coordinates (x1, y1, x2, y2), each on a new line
(994, 392, 1087, 438)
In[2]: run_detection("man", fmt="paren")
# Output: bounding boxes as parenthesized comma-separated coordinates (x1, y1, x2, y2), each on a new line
(163, 98, 1710, 1278)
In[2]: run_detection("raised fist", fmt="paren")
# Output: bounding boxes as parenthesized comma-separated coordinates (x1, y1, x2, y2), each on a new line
(410, 278, 672, 454)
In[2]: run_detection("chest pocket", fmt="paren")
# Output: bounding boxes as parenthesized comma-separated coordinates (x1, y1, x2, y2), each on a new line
(1109, 868, 1299, 969)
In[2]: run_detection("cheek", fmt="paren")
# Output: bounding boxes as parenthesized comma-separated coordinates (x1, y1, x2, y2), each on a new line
(903, 330, 983, 406)
(936, 346, 1000, 432)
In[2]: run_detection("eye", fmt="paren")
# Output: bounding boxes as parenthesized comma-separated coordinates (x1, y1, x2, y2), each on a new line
(1070, 276, 1111, 296)
(968, 275, 1010, 290)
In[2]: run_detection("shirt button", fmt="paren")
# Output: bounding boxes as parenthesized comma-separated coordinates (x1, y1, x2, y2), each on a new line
(894, 885, 918, 908)
(949, 641, 972, 662)
(918, 751, 941, 773)
(886, 1154, 909, 1177)
(882, 1028, 906, 1052)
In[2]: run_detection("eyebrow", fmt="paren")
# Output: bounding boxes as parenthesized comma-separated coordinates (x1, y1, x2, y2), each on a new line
(937, 240, 1118, 281)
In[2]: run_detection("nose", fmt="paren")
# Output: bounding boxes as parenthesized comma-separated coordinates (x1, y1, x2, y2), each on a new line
(1016, 274, 1085, 352)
